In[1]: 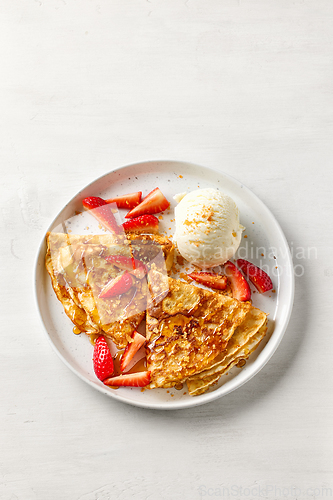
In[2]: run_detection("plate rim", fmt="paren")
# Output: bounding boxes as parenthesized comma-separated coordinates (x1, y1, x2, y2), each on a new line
(34, 159, 295, 410)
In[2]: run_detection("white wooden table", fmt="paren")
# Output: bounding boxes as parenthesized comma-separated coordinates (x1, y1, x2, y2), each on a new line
(1, 1, 332, 499)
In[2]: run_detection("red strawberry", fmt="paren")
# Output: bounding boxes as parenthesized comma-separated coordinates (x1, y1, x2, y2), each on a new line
(120, 331, 146, 372)
(93, 335, 114, 381)
(188, 272, 228, 290)
(236, 259, 273, 294)
(82, 196, 121, 234)
(106, 255, 147, 279)
(104, 371, 151, 387)
(122, 214, 159, 234)
(105, 191, 142, 209)
(223, 261, 251, 301)
(98, 271, 134, 299)
(125, 188, 170, 218)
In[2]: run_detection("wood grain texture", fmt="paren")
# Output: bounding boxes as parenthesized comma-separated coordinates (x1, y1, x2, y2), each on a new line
(1, 0, 332, 498)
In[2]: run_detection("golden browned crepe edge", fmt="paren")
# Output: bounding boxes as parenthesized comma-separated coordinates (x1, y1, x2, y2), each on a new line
(45, 233, 100, 334)
(187, 320, 268, 396)
(188, 306, 268, 379)
(45, 231, 175, 348)
(146, 272, 253, 389)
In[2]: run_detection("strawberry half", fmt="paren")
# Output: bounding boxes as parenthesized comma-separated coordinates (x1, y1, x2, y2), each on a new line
(93, 336, 114, 381)
(106, 255, 147, 279)
(236, 259, 273, 294)
(122, 214, 159, 233)
(98, 271, 134, 299)
(125, 188, 170, 218)
(188, 272, 228, 290)
(105, 191, 142, 209)
(120, 331, 146, 372)
(82, 196, 121, 234)
(223, 261, 251, 301)
(104, 371, 151, 387)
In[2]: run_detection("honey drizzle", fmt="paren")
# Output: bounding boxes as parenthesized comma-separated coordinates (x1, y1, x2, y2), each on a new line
(128, 357, 147, 373)
(113, 350, 124, 376)
(89, 333, 100, 345)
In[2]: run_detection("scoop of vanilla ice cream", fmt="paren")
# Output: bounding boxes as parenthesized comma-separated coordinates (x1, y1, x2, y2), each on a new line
(173, 188, 244, 268)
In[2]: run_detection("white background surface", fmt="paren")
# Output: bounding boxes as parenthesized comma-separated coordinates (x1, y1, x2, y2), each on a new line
(1, 1, 332, 499)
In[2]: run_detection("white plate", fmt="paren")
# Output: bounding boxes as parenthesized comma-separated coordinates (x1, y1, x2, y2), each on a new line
(34, 160, 294, 410)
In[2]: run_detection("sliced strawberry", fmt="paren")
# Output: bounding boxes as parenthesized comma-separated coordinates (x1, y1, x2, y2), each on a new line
(82, 196, 121, 234)
(122, 214, 159, 234)
(105, 191, 142, 209)
(106, 255, 147, 279)
(93, 335, 114, 381)
(188, 272, 228, 291)
(236, 259, 273, 294)
(223, 261, 251, 301)
(120, 331, 146, 371)
(98, 271, 134, 299)
(125, 188, 170, 218)
(104, 371, 151, 387)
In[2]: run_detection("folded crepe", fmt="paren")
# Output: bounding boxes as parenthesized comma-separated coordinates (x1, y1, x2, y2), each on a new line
(186, 308, 267, 395)
(146, 271, 261, 390)
(45, 232, 174, 348)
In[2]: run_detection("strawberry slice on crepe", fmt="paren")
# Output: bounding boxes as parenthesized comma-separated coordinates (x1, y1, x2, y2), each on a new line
(223, 261, 251, 301)
(105, 191, 142, 210)
(120, 331, 146, 372)
(106, 255, 147, 279)
(237, 259, 273, 293)
(82, 196, 121, 234)
(98, 272, 134, 299)
(104, 371, 151, 387)
(125, 188, 170, 218)
(122, 214, 159, 234)
(188, 272, 228, 291)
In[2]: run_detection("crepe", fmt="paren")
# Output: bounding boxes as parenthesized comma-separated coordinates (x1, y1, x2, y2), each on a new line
(146, 271, 253, 389)
(45, 232, 175, 348)
(186, 309, 267, 395)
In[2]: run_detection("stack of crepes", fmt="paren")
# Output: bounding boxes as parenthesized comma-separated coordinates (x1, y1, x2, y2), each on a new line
(146, 271, 267, 396)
